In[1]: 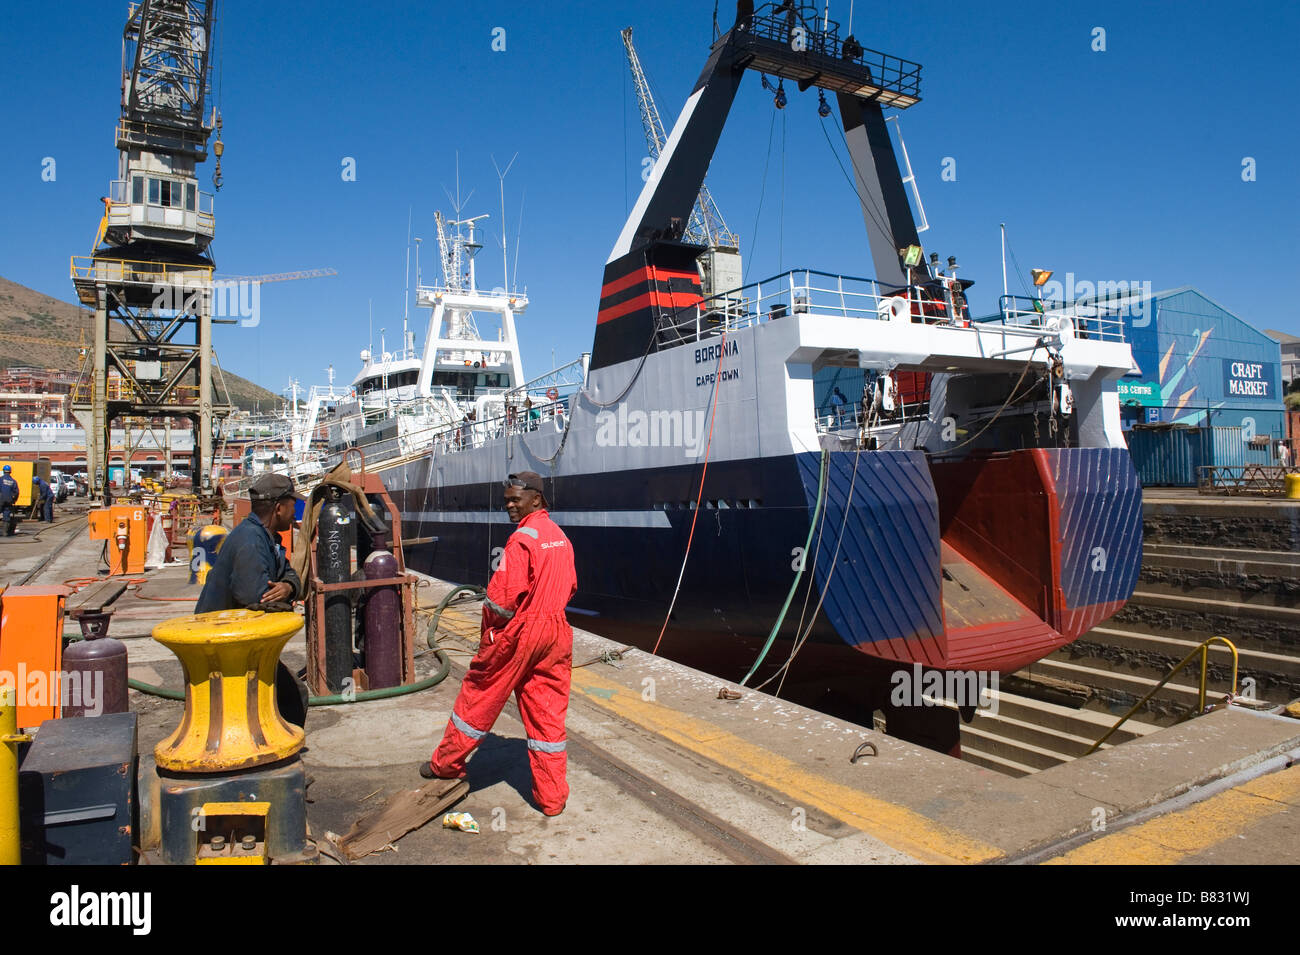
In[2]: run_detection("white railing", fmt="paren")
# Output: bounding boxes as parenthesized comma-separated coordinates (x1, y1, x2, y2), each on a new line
(316, 392, 572, 474)
(816, 399, 864, 434)
(654, 269, 1129, 348)
(657, 269, 984, 342)
(993, 295, 1128, 343)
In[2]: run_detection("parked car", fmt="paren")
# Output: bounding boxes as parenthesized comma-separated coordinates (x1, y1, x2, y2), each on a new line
(48, 471, 70, 503)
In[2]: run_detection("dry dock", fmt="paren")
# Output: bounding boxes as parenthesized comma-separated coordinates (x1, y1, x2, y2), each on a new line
(5, 515, 1298, 866)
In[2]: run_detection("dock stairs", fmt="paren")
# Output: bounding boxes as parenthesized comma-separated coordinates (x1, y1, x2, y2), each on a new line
(960, 495, 1300, 777)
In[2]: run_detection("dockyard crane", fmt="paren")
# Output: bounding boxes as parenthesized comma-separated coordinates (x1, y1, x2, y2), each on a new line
(70, 0, 231, 499)
(622, 28, 742, 300)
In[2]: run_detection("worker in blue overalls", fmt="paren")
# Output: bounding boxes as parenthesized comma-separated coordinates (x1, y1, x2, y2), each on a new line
(31, 474, 54, 523)
(0, 465, 19, 536)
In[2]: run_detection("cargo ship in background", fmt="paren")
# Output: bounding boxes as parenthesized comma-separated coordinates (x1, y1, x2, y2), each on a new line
(312, 3, 1143, 752)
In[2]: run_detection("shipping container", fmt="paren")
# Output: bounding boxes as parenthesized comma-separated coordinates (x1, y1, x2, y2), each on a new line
(1125, 425, 1256, 486)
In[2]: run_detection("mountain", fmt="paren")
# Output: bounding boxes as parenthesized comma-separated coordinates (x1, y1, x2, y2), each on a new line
(0, 274, 278, 412)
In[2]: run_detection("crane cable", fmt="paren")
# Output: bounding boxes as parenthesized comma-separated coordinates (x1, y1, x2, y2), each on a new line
(820, 115, 894, 254)
(743, 108, 780, 284)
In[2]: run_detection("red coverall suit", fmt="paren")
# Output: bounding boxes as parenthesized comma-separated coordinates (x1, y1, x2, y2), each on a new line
(430, 508, 577, 814)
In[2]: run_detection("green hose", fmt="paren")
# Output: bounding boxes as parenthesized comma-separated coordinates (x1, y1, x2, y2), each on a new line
(127, 677, 184, 701)
(124, 582, 481, 705)
(423, 584, 485, 649)
(307, 648, 451, 705)
(127, 648, 451, 705)
(739, 448, 829, 686)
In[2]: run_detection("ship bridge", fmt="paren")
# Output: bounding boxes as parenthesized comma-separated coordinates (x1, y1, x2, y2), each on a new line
(655, 266, 1135, 451)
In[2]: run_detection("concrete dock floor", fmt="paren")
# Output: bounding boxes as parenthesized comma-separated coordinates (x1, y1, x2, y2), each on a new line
(4, 514, 1299, 865)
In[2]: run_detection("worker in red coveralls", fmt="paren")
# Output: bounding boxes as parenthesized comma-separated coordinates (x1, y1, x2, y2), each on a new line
(422, 470, 577, 816)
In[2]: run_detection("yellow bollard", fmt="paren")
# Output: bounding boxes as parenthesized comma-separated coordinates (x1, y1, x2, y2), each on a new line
(152, 610, 304, 773)
(1285, 472, 1300, 501)
(1, 687, 32, 866)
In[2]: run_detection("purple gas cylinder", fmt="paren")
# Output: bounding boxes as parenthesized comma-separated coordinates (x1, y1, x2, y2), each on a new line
(63, 612, 129, 717)
(363, 550, 402, 689)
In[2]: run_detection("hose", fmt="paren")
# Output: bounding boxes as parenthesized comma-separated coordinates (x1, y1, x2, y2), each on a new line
(739, 447, 829, 685)
(418, 584, 485, 646)
(127, 648, 452, 706)
(127, 678, 184, 701)
(306, 649, 451, 705)
(124, 583, 477, 705)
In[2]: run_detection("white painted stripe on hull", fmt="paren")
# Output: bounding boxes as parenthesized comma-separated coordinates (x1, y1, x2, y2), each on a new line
(405, 510, 673, 529)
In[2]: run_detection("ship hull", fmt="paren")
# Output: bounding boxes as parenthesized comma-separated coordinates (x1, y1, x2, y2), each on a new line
(380, 443, 1142, 675)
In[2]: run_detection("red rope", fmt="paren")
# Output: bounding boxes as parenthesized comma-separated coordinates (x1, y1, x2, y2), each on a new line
(651, 328, 727, 656)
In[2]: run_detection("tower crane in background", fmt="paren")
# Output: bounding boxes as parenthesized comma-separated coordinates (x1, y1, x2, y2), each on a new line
(622, 27, 742, 299)
(214, 268, 339, 285)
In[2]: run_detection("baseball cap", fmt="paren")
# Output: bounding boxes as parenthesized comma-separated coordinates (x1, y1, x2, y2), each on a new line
(2, 465, 9, 473)
(504, 471, 545, 494)
(249, 473, 306, 502)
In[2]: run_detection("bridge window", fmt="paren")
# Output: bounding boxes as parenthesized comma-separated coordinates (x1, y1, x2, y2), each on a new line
(144, 177, 185, 208)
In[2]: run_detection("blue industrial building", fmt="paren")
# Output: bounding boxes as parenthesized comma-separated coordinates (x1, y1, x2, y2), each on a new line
(1113, 287, 1284, 445)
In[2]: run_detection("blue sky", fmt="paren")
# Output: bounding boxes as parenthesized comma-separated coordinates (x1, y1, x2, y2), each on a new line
(1, 0, 1296, 405)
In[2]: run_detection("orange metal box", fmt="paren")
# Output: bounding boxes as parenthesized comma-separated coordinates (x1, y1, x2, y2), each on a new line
(0, 586, 70, 728)
(87, 505, 148, 575)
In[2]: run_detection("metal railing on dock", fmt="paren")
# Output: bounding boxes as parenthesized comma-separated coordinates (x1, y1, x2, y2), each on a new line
(1197, 464, 1297, 496)
(1085, 636, 1240, 755)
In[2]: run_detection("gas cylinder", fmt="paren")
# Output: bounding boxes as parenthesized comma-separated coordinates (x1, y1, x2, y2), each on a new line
(317, 487, 355, 692)
(362, 550, 401, 689)
(63, 613, 128, 718)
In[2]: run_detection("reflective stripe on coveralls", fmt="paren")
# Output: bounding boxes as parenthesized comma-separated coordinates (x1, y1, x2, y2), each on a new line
(527, 737, 566, 753)
(451, 709, 487, 740)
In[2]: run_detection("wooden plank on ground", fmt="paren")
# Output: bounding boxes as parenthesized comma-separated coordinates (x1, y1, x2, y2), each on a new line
(68, 580, 127, 616)
(338, 778, 469, 860)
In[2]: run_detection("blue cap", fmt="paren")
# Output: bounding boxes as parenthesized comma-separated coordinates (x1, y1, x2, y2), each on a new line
(2, 465, 9, 473)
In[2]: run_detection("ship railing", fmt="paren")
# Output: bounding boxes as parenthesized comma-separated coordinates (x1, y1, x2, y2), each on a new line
(318, 394, 571, 470)
(815, 399, 864, 435)
(415, 283, 529, 310)
(732, 4, 923, 105)
(659, 268, 980, 341)
(813, 399, 933, 440)
(991, 295, 1128, 343)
